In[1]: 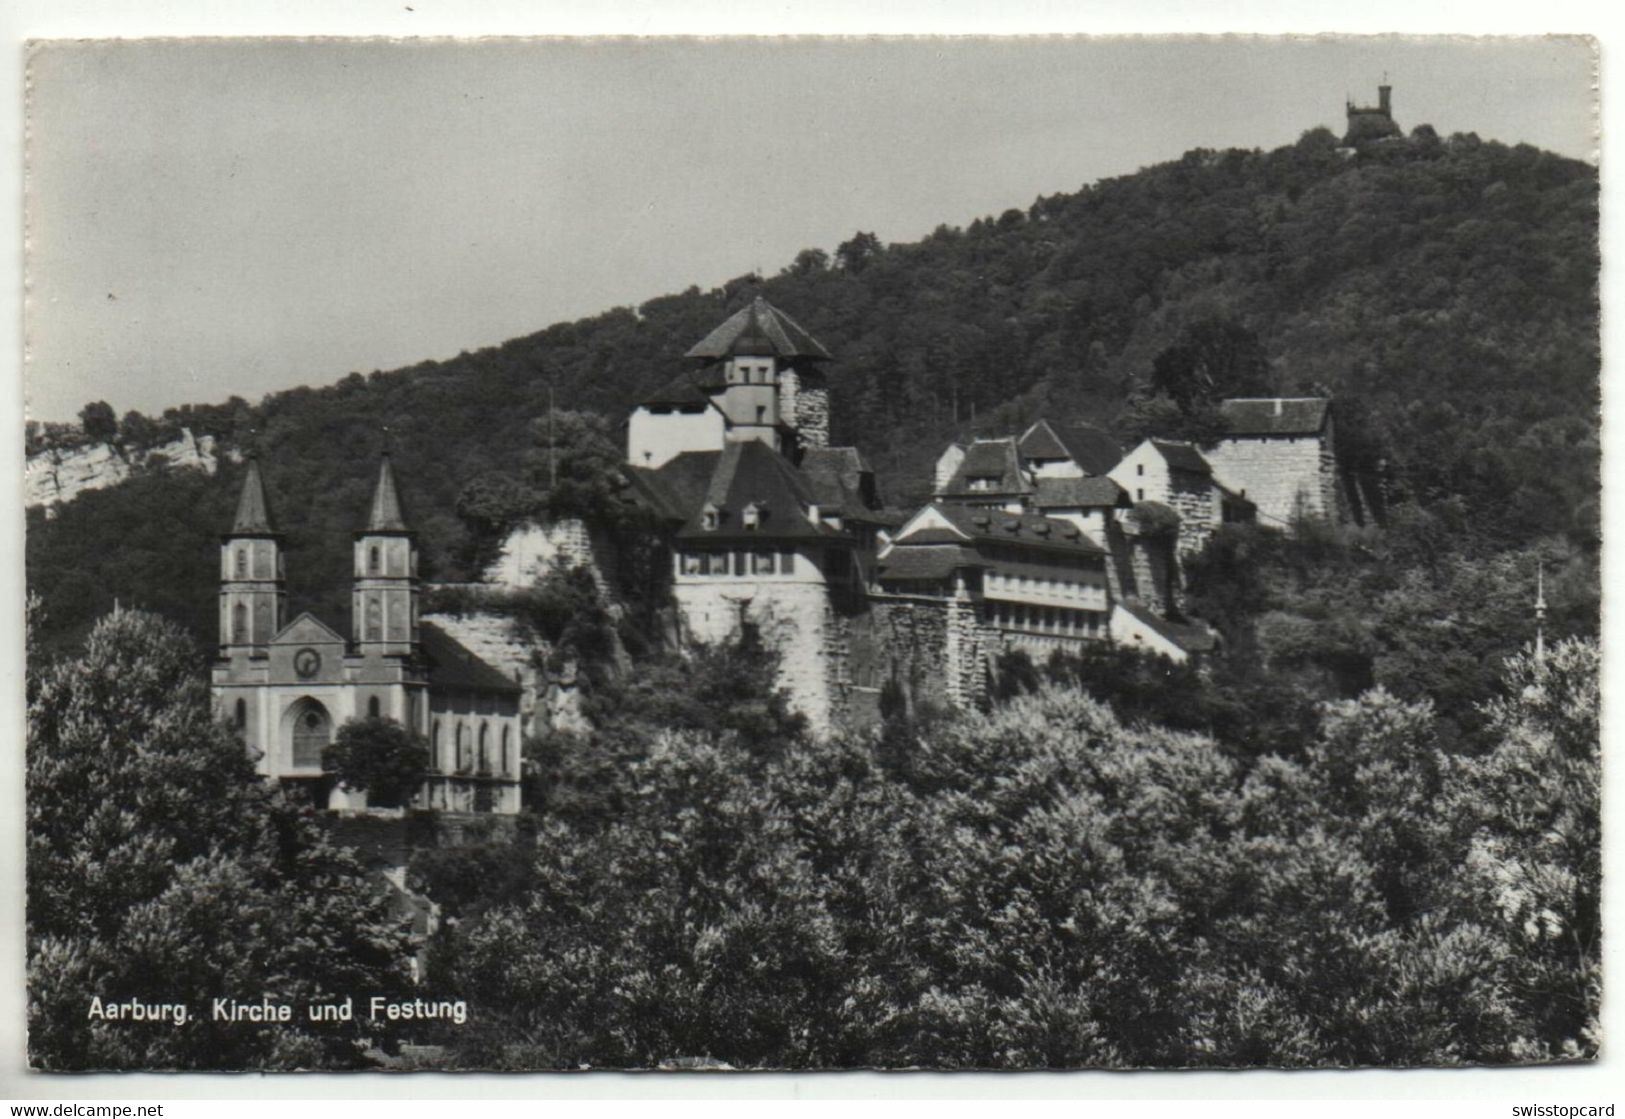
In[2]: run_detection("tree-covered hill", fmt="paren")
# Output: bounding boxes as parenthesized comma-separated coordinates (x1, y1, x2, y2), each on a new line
(26, 124, 1598, 658)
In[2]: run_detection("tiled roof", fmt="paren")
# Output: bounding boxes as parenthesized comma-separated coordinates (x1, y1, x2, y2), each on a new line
(929, 503, 1105, 556)
(1032, 476, 1130, 509)
(939, 438, 1033, 497)
(1150, 440, 1212, 475)
(366, 455, 411, 532)
(1116, 600, 1218, 655)
(639, 371, 715, 407)
(1020, 420, 1124, 475)
(685, 296, 832, 362)
(877, 545, 983, 582)
(1219, 398, 1330, 437)
(231, 458, 277, 534)
(421, 622, 523, 695)
(800, 445, 881, 519)
(675, 441, 845, 543)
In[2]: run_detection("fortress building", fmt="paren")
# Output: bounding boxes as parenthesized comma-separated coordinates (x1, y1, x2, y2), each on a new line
(212, 456, 523, 814)
(621, 297, 886, 735)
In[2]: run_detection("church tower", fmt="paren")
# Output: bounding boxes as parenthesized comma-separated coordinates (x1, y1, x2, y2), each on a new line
(219, 458, 285, 655)
(352, 454, 419, 656)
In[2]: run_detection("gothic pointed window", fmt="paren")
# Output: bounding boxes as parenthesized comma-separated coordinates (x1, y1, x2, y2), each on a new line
(235, 546, 247, 577)
(368, 544, 381, 574)
(500, 726, 511, 776)
(432, 718, 443, 771)
(365, 596, 382, 641)
(456, 723, 470, 773)
(477, 723, 489, 775)
(232, 602, 248, 644)
(291, 702, 331, 769)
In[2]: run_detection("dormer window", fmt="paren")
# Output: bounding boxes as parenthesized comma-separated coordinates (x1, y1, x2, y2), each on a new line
(701, 502, 721, 531)
(742, 502, 763, 529)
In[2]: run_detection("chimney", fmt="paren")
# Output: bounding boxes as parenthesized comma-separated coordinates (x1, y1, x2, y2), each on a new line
(1379, 84, 1392, 115)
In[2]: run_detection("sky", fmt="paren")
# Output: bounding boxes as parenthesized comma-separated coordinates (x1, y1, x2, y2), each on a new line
(23, 35, 1597, 422)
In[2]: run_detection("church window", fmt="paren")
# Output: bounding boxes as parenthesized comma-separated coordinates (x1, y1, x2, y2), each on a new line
(368, 545, 381, 574)
(235, 547, 247, 577)
(368, 696, 381, 719)
(1137, 464, 1144, 476)
(365, 596, 382, 641)
(477, 724, 489, 774)
(291, 704, 330, 769)
(456, 723, 471, 773)
(432, 719, 443, 771)
(1136, 488, 1144, 502)
(501, 726, 511, 776)
(235, 698, 246, 729)
(232, 602, 248, 643)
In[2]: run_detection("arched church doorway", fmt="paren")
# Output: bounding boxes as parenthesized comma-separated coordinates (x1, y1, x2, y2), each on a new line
(287, 698, 332, 770)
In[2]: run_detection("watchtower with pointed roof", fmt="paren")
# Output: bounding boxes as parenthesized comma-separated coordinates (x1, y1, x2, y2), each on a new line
(628, 296, 833, 468)
(353, 454, 421, 656)
(219, 458, 286, 655)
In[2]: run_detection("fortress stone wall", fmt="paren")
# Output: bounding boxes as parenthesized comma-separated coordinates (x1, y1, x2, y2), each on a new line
(486, 518, 619, 602)
(1206, 426, 1338, 529)
(676, 580, 844, 738)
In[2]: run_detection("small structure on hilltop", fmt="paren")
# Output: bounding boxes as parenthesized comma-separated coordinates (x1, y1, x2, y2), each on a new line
(1344, 83, 1402, 145)
(211, 456, 523, 814)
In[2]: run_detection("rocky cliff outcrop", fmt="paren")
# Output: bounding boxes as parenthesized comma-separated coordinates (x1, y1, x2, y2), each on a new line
(25, 429, 229, 513)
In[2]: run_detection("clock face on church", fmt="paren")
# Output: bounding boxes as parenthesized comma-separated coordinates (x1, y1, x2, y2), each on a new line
(294, 648, 321, 679)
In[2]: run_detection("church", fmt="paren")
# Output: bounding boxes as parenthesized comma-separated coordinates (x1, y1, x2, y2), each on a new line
(211, 455, 524, 814)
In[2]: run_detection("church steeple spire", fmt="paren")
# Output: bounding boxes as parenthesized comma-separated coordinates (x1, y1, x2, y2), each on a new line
(353, 453, 419, 654)
(366, 453, 410, 532)
(1535, 561, 1548, 663)
(219, 458, 285, 655)
(232, 457, 277, 534)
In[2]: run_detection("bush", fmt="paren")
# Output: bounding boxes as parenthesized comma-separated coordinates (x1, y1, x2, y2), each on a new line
(323, 716, 430, 808)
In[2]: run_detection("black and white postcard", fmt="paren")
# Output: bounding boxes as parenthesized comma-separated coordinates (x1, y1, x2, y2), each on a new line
(17, 33, 1602, 1078)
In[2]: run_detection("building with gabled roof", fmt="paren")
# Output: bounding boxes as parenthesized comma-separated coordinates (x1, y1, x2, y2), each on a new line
(935, 437, 1034, 508)
(211, 455, 523, 814)
(1018, 419, 1124, 478)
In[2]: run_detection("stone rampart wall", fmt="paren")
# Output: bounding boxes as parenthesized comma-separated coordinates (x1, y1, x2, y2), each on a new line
(1206, 435, 1335, 528)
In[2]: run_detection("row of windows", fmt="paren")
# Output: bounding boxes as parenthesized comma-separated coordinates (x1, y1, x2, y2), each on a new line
(986, 600, 1105, 637)
(430, 717, 514, 777)
(985, 572, 1104, 604)
(679, 549, 798, 576)
(726, 360, 776, 385)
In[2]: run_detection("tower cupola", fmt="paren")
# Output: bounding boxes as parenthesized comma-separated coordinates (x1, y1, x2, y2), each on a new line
(683, 295, 833, 455)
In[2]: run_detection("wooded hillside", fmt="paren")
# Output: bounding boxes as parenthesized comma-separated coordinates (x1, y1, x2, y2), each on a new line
(26, 124, 1599, 663)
